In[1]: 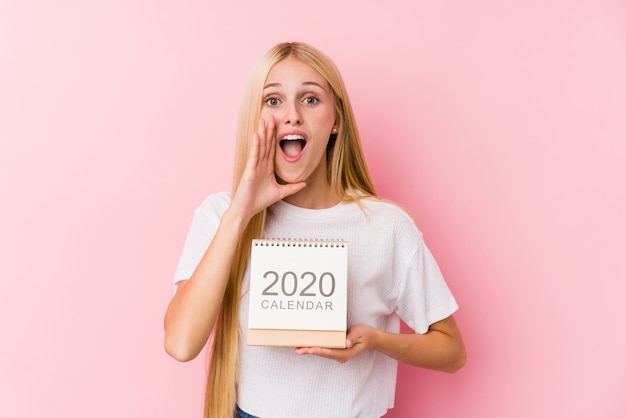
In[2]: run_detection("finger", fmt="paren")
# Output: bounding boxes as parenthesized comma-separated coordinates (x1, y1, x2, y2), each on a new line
(245, 132, 261, 172)
(257, 118, 267, 162)
(295, 346, 319, 355)
(296, 346, 345, 357)
(307, 347, 350, 363)
(277, 182, 307, 200)
(295, 347, 329, 356)
(266, 115, 276, 162)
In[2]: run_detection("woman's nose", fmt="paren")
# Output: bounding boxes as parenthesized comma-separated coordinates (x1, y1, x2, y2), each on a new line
(282, 102, 302, 125)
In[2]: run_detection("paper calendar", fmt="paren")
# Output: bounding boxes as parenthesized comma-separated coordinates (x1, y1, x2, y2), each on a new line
(247, 238, 348, 348)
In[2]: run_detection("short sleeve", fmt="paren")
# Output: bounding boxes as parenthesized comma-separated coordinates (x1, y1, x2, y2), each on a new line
(173, 192, 231, 284)
(392, 227, 458, 334)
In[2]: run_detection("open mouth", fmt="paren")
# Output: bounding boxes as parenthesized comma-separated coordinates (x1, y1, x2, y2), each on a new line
(280, 134, 307, 157)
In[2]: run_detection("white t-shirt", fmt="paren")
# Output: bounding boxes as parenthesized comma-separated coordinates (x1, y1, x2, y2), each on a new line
(174, 192, 458, 418)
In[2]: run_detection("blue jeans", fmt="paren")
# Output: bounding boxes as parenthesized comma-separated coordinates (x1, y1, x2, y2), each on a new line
(235, 405, 258, 418)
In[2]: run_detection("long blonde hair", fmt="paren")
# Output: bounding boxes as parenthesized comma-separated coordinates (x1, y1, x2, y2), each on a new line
(204, 42, 377, 418)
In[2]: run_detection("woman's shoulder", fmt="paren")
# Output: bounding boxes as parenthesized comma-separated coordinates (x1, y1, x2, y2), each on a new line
(359, 197, 426, 248)
(360, 196, 425, 234)
(196, 191, 232, 214)
(360, 196, 418, 224)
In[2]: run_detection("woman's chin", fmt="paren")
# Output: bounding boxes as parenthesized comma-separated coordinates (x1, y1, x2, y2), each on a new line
(275, 172, 304, 185)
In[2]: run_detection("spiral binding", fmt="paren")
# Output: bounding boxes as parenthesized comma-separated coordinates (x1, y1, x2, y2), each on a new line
(252, 238, 347, 248)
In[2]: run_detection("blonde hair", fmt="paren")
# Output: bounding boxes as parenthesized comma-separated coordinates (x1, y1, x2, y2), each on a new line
(204, 42, 377, 418)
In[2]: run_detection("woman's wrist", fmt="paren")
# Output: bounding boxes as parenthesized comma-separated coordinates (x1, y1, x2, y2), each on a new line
(221, 207, 252, 234)
(365, 325, 384, 353)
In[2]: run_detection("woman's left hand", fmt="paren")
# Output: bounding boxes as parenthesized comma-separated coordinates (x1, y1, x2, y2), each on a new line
(294, 324, 378, 363)
(295, 315, 466, 371)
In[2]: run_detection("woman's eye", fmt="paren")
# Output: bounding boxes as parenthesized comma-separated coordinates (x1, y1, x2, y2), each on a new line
(303, 96, 319, 105)
(265, 97, 280, 107)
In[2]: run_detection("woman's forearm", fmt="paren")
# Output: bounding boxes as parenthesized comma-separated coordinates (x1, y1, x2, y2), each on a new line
(372, 316, 466, 373)
(163, 208, 249, 362)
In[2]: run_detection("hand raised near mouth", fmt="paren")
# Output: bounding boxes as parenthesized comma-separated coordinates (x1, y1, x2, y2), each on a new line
(230, 115, 307, 222)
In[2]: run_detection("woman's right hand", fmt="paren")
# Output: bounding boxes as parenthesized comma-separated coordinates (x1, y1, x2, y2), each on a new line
(229, 115, 306, 221)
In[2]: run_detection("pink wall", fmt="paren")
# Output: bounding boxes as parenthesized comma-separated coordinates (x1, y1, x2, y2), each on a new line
(1, 1, 625, 417)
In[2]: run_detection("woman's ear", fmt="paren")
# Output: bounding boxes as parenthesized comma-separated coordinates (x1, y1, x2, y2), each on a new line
(328, 128, 338, 149)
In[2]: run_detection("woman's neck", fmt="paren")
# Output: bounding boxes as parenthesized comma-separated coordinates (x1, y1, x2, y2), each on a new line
(282, 181, 338, 209)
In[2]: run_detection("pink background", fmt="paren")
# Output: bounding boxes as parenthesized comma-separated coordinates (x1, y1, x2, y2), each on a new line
(1, 1, 625, 417)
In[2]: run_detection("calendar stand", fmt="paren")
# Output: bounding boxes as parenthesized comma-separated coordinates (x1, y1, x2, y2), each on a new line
(247, 239, 348, 348)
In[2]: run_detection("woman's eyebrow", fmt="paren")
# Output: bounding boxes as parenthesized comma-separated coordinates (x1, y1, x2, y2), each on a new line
(302, 81, 325, 89)
(263, 81, 326, 90)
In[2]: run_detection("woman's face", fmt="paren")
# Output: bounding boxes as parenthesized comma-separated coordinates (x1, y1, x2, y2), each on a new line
(260, 57, 336, 191)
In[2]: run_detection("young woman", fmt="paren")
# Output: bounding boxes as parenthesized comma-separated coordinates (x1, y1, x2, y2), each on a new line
(164, 42, 466, 418)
